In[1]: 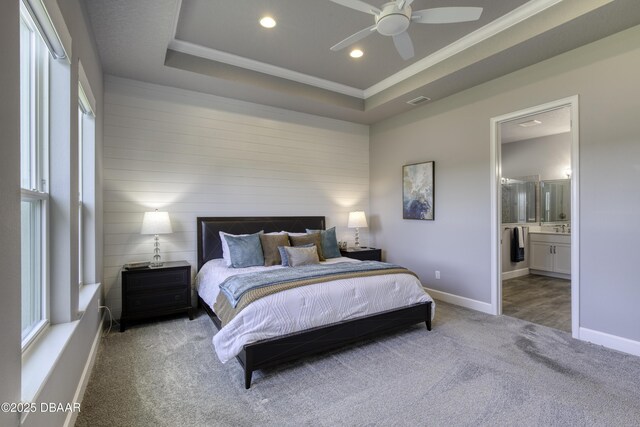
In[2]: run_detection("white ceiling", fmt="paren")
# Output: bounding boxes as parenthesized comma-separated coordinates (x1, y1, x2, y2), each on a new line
(85, 0, 640, 124)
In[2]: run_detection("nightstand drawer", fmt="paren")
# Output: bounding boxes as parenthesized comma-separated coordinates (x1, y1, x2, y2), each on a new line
(125, 288, 190, 314)
(125, 269, 190, 293)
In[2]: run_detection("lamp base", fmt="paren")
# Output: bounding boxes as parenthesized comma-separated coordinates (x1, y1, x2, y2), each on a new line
(150, 235, 163, 268)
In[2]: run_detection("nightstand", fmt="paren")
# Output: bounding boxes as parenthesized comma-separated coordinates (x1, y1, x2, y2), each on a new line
(120, 260, 193, 332)
(340, 247, 382, 262)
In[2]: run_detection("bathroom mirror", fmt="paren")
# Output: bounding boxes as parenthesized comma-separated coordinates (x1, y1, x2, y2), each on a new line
(501, 179, 536, 223)
(541, 179, 571, 223)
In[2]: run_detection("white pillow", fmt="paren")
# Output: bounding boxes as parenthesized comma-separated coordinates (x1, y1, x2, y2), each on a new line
(219, 231, 263, 266)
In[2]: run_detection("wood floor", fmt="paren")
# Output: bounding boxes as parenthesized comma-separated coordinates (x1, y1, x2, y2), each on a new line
(502, 274, 571, 332)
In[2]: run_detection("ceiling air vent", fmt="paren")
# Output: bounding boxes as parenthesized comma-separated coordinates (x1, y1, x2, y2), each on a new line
(406, 96, 431, 106)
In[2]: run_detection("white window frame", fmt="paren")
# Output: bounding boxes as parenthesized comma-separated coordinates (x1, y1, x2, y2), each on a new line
(77, 85, 93, 287)
(20, 4, 51, 349)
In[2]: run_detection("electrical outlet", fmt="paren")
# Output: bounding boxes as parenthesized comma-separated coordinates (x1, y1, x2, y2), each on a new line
(435, 270, 441, 280)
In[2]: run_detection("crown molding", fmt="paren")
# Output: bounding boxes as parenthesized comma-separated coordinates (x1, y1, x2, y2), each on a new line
(168, 0, 561, 102)
(168, 39, 365, 99)
(363, 0, 563, 97)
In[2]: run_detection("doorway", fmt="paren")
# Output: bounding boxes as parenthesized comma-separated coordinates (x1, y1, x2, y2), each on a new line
(490, 96, 580, 338)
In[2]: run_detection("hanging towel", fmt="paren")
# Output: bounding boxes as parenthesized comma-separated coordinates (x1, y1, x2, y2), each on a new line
(511, 227, 525, 262)
(517, 226, 525, 249)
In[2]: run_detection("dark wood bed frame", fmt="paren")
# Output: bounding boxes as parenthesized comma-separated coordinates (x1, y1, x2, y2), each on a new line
(196, 216, 432, 389)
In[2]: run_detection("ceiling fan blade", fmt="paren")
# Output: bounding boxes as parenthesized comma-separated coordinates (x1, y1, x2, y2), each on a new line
(330, 0, 381, 16)
(395, 0, 415, 9)
(330, 24, 377, 51)
(412, 7, 483, 24)
(393, 31, 414, 60)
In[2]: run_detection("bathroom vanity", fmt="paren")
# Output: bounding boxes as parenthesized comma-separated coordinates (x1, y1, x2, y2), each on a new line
(529, 232, 571, 278)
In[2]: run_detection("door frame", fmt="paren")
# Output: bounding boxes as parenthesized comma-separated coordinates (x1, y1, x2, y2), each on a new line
(489, 95, 580, 339)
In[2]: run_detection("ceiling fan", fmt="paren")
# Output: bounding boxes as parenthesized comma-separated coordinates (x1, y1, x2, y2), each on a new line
(330, 0, 483, 60)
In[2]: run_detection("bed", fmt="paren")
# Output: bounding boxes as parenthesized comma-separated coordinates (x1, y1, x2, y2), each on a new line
(196, 216, 434, 388)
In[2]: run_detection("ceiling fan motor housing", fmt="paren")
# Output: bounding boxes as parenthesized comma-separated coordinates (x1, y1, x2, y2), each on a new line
(375, 2, 411, 36)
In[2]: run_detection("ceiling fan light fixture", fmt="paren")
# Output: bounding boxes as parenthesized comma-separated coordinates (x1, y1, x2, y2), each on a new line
(350, 49, 364, 58)
(375, 3, 411, 36)
(259, 16, 276, 28)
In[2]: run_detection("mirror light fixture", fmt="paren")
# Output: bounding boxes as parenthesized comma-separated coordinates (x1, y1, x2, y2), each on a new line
(141, 209, 173, 267)
(347, 211, 368, 248)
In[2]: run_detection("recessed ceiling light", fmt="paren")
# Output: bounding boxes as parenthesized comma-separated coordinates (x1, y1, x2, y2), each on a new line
(518, 119, 542, 127)
(259, 16, 276, 28)
(350, 49, 363, 58)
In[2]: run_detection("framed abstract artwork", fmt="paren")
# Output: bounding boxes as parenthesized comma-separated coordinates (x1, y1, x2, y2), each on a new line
(403, 161, 434, 220)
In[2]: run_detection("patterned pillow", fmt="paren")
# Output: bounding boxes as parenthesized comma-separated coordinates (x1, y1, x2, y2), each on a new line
(260, 233, 290, 266)
(225, 232, 264, 268)
(284, 245, 320, 267)
(306, 227, 341, 258)
(290, 232, 325, 261)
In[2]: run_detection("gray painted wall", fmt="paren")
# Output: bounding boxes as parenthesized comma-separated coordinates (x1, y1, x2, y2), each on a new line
(0, 1, 23, 425)
(370, 25, 640, 341)
(502, 133, 572, 181)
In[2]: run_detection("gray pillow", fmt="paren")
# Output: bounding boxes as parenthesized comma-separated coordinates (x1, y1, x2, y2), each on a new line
(284, 245, 320, 267)
(279, 243, 314, 266)
(260, 233, 290, 266)
(306, 227, 341, 258)
(290, 232, 325, 261)
(226, 232, 264, 268)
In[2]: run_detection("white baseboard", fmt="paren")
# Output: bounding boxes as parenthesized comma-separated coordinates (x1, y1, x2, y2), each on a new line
(64, 313, 104, 427)
(579, 327, 640, 357)
(502, 268, 530, 280)
(529, 269, 570, 280)
(423, 287, 493, 314)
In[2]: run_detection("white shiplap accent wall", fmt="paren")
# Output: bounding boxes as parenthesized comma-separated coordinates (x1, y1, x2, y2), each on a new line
(103, 76, 369, 317)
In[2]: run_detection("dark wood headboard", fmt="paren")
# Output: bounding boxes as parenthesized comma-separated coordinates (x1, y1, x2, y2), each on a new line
(196, 216, 325, 271)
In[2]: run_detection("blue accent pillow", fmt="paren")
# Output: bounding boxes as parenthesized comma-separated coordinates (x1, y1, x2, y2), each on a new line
(307, 227, 341, 258)
(226, 232, 264, 268)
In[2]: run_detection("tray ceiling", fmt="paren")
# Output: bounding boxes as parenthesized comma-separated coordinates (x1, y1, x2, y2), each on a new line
(85, 0, 640, 123)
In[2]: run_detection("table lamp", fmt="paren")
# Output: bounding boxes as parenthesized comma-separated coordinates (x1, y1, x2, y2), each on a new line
(141, 209, 172, 267)
(348, 211, 368, 248)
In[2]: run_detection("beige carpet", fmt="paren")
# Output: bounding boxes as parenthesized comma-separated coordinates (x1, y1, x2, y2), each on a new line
(76, 302, 640, 426)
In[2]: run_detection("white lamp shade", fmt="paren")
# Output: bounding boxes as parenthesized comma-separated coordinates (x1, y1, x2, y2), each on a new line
(348, 211, 368, 228)
(141, 211, 173, 235)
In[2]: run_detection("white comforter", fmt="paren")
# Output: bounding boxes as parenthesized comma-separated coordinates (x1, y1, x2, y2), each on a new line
(196, 257, 434, 363)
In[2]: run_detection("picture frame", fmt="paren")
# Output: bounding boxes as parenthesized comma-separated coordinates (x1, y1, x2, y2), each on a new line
(403, 161, 434, 220)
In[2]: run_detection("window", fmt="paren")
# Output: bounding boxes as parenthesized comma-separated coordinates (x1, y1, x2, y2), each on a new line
(78, 85, 93, 286)
(20, 7, 50, 345)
